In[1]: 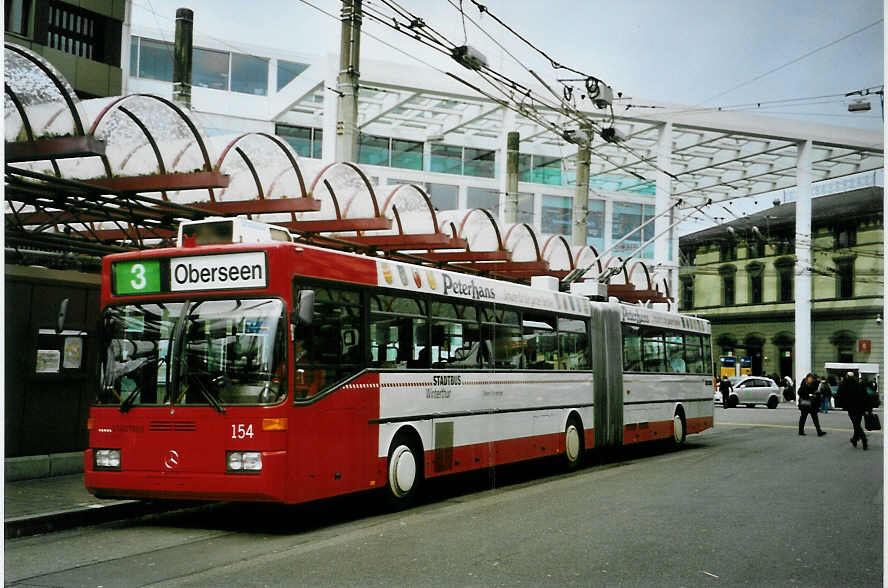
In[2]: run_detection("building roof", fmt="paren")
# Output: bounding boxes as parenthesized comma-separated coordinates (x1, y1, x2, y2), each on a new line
(679, 186, 884, 245)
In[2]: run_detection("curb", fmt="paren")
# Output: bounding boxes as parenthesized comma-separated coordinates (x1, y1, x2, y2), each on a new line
(5, 500, 169, 539)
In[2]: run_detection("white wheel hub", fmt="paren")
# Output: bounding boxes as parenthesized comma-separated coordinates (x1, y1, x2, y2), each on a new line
(673, 414, 685, 443)
(389, 445, 416, 497)
(565, 424, 580, 462)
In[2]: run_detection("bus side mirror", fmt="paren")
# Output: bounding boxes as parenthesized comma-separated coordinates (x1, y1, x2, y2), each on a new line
(291, 290, 315, 326)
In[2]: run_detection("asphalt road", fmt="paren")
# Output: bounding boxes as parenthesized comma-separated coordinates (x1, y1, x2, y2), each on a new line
(5, 404, 883, 587)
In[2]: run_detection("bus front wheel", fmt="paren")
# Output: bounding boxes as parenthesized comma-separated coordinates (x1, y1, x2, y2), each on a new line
(386, 433, 423, 508)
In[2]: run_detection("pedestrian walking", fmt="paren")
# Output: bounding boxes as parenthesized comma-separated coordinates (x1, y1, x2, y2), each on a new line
(783, 375, 795, 402)
(797, 373, 826, 436)
(818, 376, 832, 413)
(840, 371, 868, 450)
(719, 376, 733, 409)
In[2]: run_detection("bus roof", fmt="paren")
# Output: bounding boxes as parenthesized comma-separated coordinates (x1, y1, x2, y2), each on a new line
(824, 362, 880, 374)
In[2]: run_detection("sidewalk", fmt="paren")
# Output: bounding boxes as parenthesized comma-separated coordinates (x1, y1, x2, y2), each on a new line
(5, 473, 150, 539)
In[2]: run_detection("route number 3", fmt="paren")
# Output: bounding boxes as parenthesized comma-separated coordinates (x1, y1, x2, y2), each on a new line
(231, 424, 254, 439)
(130, 263, 147, 290)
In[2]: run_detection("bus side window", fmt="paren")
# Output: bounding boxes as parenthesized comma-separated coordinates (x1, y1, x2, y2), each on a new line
(622, 325, 642, 372)
(665, 332, 686, 373)
(684, 334, 705, 374)
(642, 328, 666, 373)
(558, 319, 590, 370)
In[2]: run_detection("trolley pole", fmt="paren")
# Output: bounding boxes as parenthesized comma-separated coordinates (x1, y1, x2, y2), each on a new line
(335, 0, 362, 163)
(502, 131, 520, 224)
(172, 8, 193, 110)
(572, 133, 591, 246)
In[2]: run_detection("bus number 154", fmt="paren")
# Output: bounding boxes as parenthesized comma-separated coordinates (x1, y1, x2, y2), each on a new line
(231, 424, 254, 439)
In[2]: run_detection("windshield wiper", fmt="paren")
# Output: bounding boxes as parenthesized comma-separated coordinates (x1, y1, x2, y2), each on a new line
(120, 381, 143, 413)
(186, 370, 226, 414)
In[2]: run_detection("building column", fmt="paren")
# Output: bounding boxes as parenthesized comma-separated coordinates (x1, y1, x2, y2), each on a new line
(654, 122, 675, 292)
(498, 109, 518, 224)
(794, 140, 813, 386)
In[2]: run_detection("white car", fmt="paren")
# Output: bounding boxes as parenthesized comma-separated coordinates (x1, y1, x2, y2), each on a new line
(714, 376, 780, 409)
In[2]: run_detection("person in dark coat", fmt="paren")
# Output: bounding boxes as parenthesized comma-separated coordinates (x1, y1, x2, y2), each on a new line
(817, 376, 832, 413)
(719, 376, 733, 409)
(840, 371, 868, 450)
(797, 373, 826, 436)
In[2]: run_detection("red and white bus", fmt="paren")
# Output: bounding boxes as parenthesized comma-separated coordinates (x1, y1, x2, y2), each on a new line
(86, 221, 713, 506)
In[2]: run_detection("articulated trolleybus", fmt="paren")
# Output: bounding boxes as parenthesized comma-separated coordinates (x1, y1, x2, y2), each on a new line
(86, 219, 713, 506)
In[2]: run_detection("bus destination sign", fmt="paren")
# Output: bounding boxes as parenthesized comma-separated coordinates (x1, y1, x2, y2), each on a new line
(112, 252, 267, 295)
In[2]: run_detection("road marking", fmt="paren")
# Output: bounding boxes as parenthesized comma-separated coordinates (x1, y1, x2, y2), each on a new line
(719, 422, 883, 434)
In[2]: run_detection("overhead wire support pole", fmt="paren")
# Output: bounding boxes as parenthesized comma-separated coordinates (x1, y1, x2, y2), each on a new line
(336, 0, 362, 163)
(562, 198, 688, 284)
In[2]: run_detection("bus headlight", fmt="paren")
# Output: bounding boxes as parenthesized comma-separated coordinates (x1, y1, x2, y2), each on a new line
(94, 449, 121, 470)
(226, 451, 262, 473)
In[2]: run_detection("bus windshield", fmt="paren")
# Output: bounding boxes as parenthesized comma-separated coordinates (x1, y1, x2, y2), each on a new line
(98, 298, 287, 408)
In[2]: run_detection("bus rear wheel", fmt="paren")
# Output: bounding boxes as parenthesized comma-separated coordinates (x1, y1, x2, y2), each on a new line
(386, 434, 423, 508)
(672, 410, 687, 446)
(564, 417, 583, 470)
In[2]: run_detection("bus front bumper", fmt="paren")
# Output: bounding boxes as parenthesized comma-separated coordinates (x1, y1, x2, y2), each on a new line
(84, 450, 288, 503)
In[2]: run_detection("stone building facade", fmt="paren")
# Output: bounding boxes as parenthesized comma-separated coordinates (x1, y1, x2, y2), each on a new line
(678, 187, 883, 383)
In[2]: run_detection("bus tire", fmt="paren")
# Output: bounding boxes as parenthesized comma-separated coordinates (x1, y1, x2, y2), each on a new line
(564, 416, 584, 470)
(672, 408, 687, 446)
(386, 432, 423, 508)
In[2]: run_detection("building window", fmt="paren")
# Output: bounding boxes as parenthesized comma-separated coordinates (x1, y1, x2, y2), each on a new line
(231, 53, 268, 95)
(193, 47, 229, 90)
(680, 246, 697, 266)
(612, 202, 655, 259)
(429, 144, 462, 174)
(463, 147, 495, 178)
(775, 259, 793, 302)
(137, 38, 173, 81)
(748, 265, 763, 304)
(747, 238, 765, 259)
(276, 125, 322, 159)
(836, 258, 854, 298)
(834, 224, 857, 249)
(390, 139, 423, 170)
(541, 195, 571, 235)
(43, 2, 101, 60)
(586, 199, 605, 250)
(277, 59, 308, 91)
(521, 154, 562, 185)
(774, 238, 793, 256)
(517, 193, 535, 224)
(720, 240, 737, 262)
(357, 134, 390, 166)
(680, 277, 694, 310)
(467, 187, 499, 218)
(6, 0, 31, 35)
(722, 274, 735, 306)
(129, 35, 138, 74)
(425, 182, 458, 210)
(358, 135, 423, 170)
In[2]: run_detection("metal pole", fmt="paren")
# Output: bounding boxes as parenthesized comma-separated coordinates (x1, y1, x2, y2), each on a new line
(335, 0, 362, 163)
(172, 8, 193, 110)
(502, 131, 520, 224)
(572, 137, 591, 246)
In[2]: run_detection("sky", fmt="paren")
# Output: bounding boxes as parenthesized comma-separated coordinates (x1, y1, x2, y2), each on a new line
(130, 0, 884, 233)
(132, 0, 883, 131)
